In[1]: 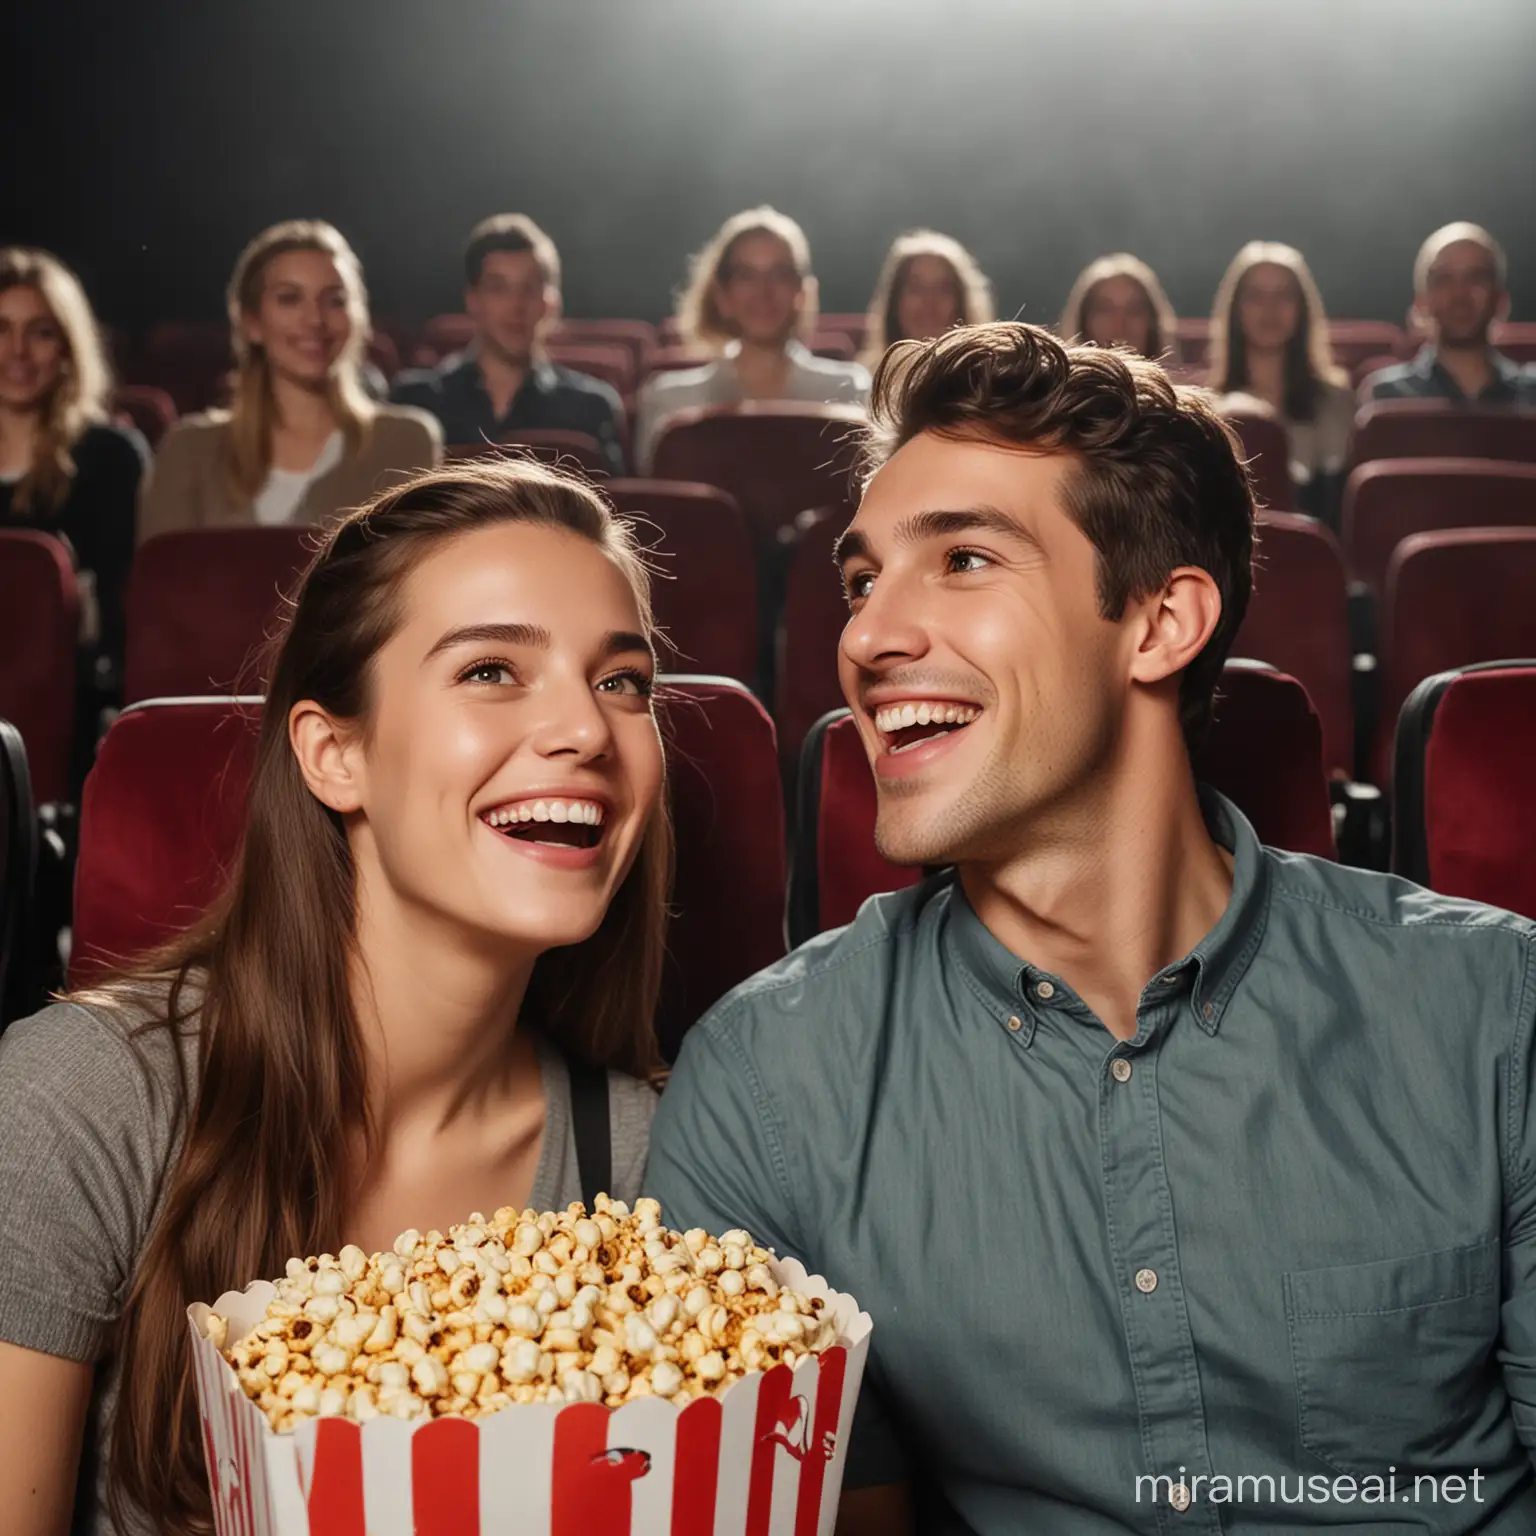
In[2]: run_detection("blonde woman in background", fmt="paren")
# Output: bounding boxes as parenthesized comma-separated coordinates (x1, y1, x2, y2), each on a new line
(1058, 253, 1178, 363)
(1208, 242, 1354, 521)
(633, 206, 868, 470)
(139, 221, 439, 541)
(0, 249, 146, 669)
(859, 230, 994, 370)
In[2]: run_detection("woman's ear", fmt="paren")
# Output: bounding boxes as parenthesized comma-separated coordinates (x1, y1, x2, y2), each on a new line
(1127, 566, 1224, 690)
(289, 700, 364, 814)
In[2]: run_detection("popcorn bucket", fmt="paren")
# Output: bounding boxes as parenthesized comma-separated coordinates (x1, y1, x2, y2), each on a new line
(188, 1256, 872, 1535)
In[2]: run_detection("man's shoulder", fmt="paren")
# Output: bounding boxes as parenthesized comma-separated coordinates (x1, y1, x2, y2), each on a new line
(1360, 360, 1424, 400)
(389, 361, 454, 406)
(544, 364, 622, 412)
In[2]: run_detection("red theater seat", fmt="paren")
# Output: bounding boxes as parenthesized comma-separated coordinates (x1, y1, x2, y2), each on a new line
(651, 403, 864, 546)
(1326, 321, 1408, 371)
(70, 682, 786, 1056)
(1373, 527, 1536, 784)
(1, 718, 38, 1026)
(1353, 402, 1536, 470)
(112, 385, 178, 448)
(1492, 322, 1536, 366)
(1174, 319, 1210, 367)
(776, 507, 850, 766)
(1223, 409, 1294, 512)
(444, 432, 610, 478)
(421, 314, 476, 360)
(138, 321, 234, 413)
(0, 531, 80, 805)
(1236, 513, 1353, 778)
(605, 480, 758, 683)
(542, 341, 637, 402)
(1342, 458, 1536, 594)
(788, 661, 1335, 945)
(124, 528, 314, 703)
(550, 320, 658, 376)
(1393, 662, 1536, 917)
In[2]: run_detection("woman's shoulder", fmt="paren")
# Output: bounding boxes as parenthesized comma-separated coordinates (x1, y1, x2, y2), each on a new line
(639, 360, 724, 404)
(792, 347, 870, 399)
(157, 411, 232, 460)
(607, 1068, 659, 1206)
(368, 402, 443, 456)
(75, 419, 151, 473)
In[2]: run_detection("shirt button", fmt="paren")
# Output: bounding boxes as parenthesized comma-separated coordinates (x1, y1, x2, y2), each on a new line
(1035, 981, 1056, 1000)
(1202, 1002, 1215, 1021)
(1134, 1267, 1159, 1294)
(1006, 1015, 1023, 1033)
(1170, 1482, 1192, 1512)
(1111, 1058, 1132, 1083)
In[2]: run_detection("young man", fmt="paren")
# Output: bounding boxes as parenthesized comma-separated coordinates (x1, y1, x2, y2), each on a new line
(648, 324, 1536, 1534)
(391, 214, 627, 471)
(1364, 221, 1536, 405)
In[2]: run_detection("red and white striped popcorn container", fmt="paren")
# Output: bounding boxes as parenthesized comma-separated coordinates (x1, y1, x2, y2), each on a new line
(188, 1255, 872, 1535)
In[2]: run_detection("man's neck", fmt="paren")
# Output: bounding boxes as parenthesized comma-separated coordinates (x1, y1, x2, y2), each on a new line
(960, 740, 1233, 1042)
(1433, 338, 1496, 399)
(474, 340, 533, 419)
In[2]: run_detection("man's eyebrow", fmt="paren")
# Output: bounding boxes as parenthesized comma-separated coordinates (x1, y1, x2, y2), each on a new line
(834, 506, 1044, 570)
(424, 623, 655, 665)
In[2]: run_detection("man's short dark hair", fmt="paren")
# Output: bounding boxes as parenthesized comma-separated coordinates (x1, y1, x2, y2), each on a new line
(864, 322, 1255, 750)
(463, 214, 561, 291)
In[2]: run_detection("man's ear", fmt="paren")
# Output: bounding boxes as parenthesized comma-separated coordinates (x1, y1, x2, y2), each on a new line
(1127, 566, 1223, 689)
(289, 699, 365, 814)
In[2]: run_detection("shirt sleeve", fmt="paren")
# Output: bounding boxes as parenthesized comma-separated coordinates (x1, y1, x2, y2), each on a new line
(646, 1013, 908, 1490)
(136, 421, 200, 544)
(0, 1004, 186, 1362)
(1499, 931, 1536, 1459)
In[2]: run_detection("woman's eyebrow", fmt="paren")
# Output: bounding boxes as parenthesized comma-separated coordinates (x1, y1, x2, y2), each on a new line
(424, 622, 551, 662)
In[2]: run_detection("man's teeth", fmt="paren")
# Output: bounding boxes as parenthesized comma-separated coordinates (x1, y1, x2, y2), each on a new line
(484, 800, 605, 828)
(873, 703, 979, 734)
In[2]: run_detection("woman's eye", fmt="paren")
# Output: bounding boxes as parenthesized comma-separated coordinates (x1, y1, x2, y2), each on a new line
(947, 549, 992, 575)
(598, 670, 654, 698)
(461, 661, 516, 686)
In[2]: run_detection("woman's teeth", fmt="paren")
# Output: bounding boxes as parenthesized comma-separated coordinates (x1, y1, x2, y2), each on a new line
(484, 800, 604, 828)
(874, 702, 979, 733)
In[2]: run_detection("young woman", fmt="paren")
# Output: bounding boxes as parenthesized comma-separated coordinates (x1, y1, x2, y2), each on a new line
(1207, 241, 1355, 521)
(0, 248, 147, 668)
(1057, 252, 1178, 362)
(634, 206, 869, 469)
(138, 220, 440, 542)
(859, 229, 994, 369)
(0, 459, 671, 1535)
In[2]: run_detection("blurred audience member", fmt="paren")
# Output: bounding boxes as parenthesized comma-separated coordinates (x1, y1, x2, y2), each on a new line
(1208, 242, 1354, 520)
(1058, 253, 1177, 362)
(139, 221, 439, 542)
(634, 206, 869, 469)
(860, 230, 994, 368)
(0, 248, 146, 668)
(1363, 222, 1536, 405)
(392, 214, 626, 472)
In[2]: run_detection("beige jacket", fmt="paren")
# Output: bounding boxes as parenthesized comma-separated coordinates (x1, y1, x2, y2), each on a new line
(136, 405, 442, 543)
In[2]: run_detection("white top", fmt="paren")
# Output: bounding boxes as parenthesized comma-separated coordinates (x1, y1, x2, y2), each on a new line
(252, 430, 344, 525)
(634, 340, 870, 471)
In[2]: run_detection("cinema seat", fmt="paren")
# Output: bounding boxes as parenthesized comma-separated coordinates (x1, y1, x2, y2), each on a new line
(1342, 457, 1536, 595)
(0, 530, 80, 806)
(1236, 513, 1353, 778)
(650, 403, 865, 545)
(0, 718, 38, 1028)
(605, 480, 758, 683)
(1223, 409, 1294, 512)
(542, 341, 637, 403)
(550, 319, 658, 376)
(124, 527, 315, 703)
(1353, 403, 1536, 470)
(138, 321, 234, 413)
(788, 660, 1334, 946)
(1372, 527, 1536, 785)
(1326, 321, 1407, 372)
(112, 385, 178, 448)
(69, 682, 786, 1058)
(1491, 322, 1536, 366)
(775, 507, 850, 767)
(444, 432, 611, 478)
(1392, 662, 1536, 918)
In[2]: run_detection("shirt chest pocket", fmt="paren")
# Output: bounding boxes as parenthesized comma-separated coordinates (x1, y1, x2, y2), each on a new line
(1283, 1238, 1500, 1475)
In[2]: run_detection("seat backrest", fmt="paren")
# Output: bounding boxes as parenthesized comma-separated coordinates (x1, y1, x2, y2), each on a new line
(444, 431, 610, 478)
(1342, 456, 1536, 593)
(548, 319, 658, 376)
(606, 480, 758, 684)
(1223, 409, 1294, 513)
(0, 718, 39, 1028)
(71, 698, 261, 983)
(112, 385, 178, 448)
(1393, 662, 1536, 917)
(0, 530, 80, 804)
(421, 313, 477, 360)
(124, 527, 315, 703)
(1375, 527, 1536, 784)
(776, 507, 851, 766)
(139, 321, 234, 413)
(1200, 661, 1336, 857)
(70, 683, 786, 1059)
(1236, 513, 1354, 777)
(1326, 320, 1408, 370)
(788, 710, 919, 947)
(650, 403, 865, 545)
(542, 341, 637, 402)
(786, 662, 1334, 947)
(1491, 322, 1536, 366)
(1354, 402, 1536, 470)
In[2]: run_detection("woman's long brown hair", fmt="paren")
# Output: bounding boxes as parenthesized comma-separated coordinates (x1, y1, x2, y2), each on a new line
(95, 458, 672, 1534)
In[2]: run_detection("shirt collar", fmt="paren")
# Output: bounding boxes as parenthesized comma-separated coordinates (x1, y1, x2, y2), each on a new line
(453, 348, 558, 399)
(1415, 344, 1523, 401)
(944, 788, 1270, 1039)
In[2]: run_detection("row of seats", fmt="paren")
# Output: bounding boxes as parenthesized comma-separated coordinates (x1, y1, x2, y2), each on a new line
(4, 659, 1530, 1043)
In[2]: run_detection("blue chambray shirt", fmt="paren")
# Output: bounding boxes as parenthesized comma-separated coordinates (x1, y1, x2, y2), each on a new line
(647, 793, 1536, 1533)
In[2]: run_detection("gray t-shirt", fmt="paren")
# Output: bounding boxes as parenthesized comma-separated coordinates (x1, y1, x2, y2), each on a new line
(0, 993, 658, 1535)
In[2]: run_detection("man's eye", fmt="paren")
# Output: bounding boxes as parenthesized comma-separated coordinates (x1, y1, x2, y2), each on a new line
(947, 549, 992, 574)
(845, 571, 875, 602)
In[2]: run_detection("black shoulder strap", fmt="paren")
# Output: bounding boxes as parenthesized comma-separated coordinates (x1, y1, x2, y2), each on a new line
(566, 1054, 612, 1209)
